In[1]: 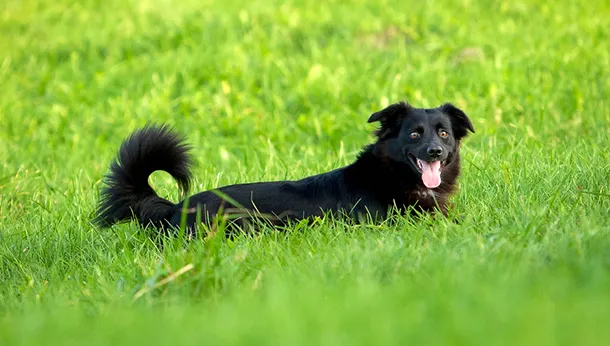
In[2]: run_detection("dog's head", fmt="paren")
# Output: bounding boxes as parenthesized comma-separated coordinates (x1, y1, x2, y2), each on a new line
(368, 101, 475, 189)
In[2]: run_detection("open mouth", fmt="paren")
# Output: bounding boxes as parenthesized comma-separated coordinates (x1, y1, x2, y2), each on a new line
(408, 154, 446, 189)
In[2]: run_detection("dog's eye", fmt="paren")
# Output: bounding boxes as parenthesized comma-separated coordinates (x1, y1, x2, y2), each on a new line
(439, 130, 449, 138)
(410, 132, 420, 139)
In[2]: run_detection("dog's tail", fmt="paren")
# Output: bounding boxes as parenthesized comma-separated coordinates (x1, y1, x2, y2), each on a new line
(94, 125, 193, 228)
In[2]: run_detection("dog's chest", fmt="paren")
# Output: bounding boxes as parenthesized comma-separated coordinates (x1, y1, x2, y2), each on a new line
(405, 188, 440, 208)
(412, 188, 436, 199)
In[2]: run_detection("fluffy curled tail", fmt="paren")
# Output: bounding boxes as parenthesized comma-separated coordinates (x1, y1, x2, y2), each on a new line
(94, 125, 193, 228)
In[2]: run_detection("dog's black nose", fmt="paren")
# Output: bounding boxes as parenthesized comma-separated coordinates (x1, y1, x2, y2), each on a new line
(427, 145, 443, 159)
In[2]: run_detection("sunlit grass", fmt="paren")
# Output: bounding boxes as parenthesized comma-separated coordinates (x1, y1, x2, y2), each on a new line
(1, 0, 609, 344)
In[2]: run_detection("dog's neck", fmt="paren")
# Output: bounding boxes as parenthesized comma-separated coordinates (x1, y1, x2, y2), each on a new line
(343, 144, 419, 197)
(344, 143, 460, 198)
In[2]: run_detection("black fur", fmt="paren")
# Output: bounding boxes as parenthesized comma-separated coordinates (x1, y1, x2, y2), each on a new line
(95, 101, 474, 235)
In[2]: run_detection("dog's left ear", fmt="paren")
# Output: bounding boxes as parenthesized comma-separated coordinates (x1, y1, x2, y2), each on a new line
(440, 103, 475, 140)
(368, 102, 410, 138)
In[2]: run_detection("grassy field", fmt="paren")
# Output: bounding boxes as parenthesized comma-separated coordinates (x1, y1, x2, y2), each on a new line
(1, 0, 609, 344)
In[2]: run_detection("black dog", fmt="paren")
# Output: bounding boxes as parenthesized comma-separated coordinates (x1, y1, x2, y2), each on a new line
(95, 101, 474, 235)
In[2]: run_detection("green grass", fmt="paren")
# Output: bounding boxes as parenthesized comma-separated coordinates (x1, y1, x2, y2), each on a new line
(1, 0, 609, 344)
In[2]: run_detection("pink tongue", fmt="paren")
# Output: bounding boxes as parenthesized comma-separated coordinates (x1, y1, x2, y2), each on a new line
(420, 160, 442, 188)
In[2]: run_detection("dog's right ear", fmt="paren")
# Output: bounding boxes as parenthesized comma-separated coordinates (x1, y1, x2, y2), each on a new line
(367, 102, 410, 138)
(439, 103, 475, 140)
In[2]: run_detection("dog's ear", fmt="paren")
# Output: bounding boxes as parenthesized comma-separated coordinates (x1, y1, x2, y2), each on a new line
(440, 103, 475, 140)
(368, 102, 410, 138)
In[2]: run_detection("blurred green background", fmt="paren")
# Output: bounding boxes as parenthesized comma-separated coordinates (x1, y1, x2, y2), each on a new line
(1, 0, 609, 345)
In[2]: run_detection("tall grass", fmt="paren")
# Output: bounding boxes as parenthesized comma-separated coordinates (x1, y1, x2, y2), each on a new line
(1, 0, 609, 344)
